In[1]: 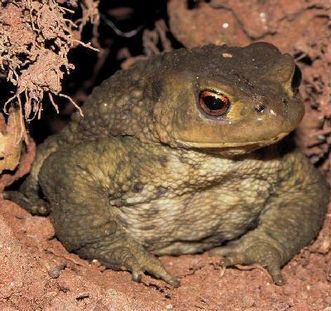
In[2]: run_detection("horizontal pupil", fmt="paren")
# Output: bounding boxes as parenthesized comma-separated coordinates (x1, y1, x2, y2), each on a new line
(204, 96, 225, 110)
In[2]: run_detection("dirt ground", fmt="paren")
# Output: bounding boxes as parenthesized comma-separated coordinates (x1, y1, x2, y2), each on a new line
(0, 0, 330, 310)
(0, 200, 330, 310)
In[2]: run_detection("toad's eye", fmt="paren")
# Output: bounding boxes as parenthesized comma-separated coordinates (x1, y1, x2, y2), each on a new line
(198, 90, 230, 117)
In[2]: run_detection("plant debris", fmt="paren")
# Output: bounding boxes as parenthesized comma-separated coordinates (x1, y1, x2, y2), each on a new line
(0, 0, 99, 187)
(0, 0, 99, 124)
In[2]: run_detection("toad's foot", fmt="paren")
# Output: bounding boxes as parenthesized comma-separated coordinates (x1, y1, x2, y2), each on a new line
(77, 240, 180, 287)
(114, 246, 180, 287)
(209, 236, 285, 285)
(4, 190, 50, 216)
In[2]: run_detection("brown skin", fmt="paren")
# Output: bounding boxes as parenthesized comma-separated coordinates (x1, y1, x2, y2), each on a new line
(7, 42, 329, 287)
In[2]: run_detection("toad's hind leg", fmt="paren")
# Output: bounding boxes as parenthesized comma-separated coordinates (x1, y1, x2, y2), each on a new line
(40, 139, 179, 287)
(4, 136, 62, 215)
(210, 150, 329, 285)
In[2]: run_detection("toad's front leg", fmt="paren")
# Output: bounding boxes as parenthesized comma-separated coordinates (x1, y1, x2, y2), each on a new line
(210, 150, 329, 285)
(40, 139, 180, 287)
(53, 202, 179, 287)
(73, 217, 180, 287)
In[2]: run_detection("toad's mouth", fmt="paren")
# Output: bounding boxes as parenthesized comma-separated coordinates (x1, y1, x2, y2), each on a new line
(181, 132, 289, 155)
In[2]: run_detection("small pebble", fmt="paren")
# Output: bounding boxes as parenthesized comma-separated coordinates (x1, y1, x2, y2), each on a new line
(48, 262, 67, 279)
(327, 266, 331, 282)
(222, 53, 233, 58)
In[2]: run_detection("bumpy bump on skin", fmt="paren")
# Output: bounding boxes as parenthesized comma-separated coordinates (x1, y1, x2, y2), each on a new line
(10, 42, 329, 287)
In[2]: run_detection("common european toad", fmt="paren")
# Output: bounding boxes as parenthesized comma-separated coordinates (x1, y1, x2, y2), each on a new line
(8, 42, 329, 287)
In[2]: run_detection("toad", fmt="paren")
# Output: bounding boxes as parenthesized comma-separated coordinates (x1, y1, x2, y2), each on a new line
(7, 42, 329, 287)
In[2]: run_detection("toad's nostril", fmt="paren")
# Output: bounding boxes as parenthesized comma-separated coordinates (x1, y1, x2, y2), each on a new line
(255, 104, 266, 113)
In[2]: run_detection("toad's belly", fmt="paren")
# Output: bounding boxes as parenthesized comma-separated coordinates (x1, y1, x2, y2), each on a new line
(115, 185, 270, 255)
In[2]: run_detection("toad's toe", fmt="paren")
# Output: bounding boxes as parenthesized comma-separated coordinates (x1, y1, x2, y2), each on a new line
(210, 240, 285, 285)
